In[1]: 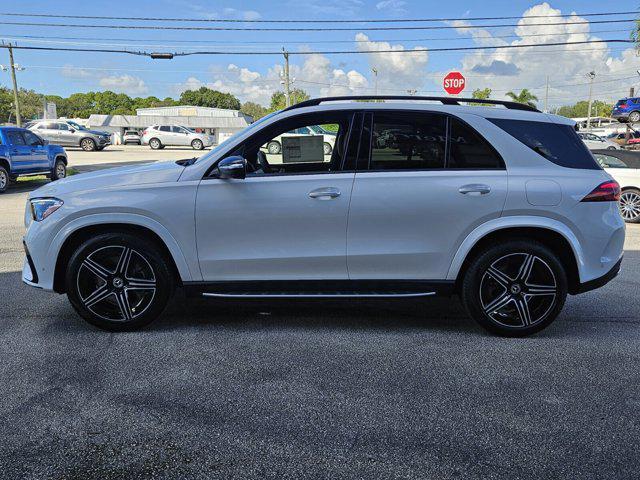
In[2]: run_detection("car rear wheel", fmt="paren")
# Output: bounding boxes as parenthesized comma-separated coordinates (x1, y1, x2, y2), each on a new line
(191, 139, 204, 150)
(461, 240, 567, 337)
(0, 166, 8, 193)
(65, 233, 174, 331)
(80, 138, 97, 151)
(149, 138, 162, 150)
(619, 188, 640, 223)
(267, 141, 281, 154)
(629, 111, 640, 123)
(51, 159, 66, 181)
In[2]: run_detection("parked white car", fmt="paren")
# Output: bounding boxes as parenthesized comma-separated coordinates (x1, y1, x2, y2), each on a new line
(263, 125, 337, 155)
(141, 125, 214, 150)
(22, 96, 624, 336)
(123, 130, 141, 145)
(592, 149, 640, 223)
(577, 132, 621, 150)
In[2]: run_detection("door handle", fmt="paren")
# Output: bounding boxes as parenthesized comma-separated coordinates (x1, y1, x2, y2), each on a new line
(459, 184, 491, 195)
(308, 187, 341, 200)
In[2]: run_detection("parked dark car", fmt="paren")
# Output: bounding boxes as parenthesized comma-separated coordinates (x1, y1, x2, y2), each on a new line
(0, 127, 67, 193)
(612, 97, 640, 124)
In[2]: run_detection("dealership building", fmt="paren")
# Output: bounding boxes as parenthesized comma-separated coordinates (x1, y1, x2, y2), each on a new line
(86, 105, 253, 145)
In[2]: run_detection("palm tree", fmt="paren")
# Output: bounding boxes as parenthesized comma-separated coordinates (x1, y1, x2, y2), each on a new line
(505, 89, 539, 108)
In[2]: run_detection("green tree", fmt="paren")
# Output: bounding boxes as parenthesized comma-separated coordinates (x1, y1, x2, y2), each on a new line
(269, 89, 310, 111)
(505, 89, 539, 108)
(470, 88, 492, 106)
(179, 87, 241, 110)
(556, 100, 613, 118)
(240, 101, 268, 121)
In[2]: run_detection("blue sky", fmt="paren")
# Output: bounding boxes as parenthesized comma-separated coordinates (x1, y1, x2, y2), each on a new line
(0, 0, 638, 107)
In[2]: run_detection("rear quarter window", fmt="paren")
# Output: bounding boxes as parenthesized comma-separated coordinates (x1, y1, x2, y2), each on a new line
(488, 118, 600, 170)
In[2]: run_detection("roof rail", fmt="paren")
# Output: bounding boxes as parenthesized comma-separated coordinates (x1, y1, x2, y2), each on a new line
(282, 95, 540, 113)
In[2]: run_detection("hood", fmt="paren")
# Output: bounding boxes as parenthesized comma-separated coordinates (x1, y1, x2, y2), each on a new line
(87, 129, 110, 136)
(30, 160, 185, 199)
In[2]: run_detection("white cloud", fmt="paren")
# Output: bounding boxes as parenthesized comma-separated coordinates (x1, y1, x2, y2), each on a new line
(355, 33, 429, 92)
(60, 65, 94, 79)
(98, 75, 148, 95)
(376, 0, 407, 14)
(449, 2, 640, 106)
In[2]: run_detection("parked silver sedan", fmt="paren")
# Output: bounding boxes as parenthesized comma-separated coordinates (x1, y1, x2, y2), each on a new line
(28, 120, 111, 151)
(141, 125, 214, 150)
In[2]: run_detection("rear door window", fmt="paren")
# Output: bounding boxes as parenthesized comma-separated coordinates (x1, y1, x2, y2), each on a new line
(488, 118, 600, 170)
(448, 118, 504, 169)
(7, 131, 26, 145)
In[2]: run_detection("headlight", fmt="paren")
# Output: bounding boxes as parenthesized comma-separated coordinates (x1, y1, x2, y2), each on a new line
(29, 198, 64, 222)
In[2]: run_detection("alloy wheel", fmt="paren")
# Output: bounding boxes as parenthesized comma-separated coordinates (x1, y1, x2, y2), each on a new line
(76, 246, 157, 322)
(619, 191, 640, 222)
(267, 142, 280, 154)
(81, 139, 95, 151)
(56, 163, 66, 179)
(479, 253, 557, 328)
(0, 170, 6, 190)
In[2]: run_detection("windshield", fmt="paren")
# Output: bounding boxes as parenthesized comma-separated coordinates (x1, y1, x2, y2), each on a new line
(67, 121, 87, 131)
(195, 111, 280, 164)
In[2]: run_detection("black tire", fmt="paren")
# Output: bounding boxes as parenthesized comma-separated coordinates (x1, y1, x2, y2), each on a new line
(461, 240, 567, 337)
(51, 159, 66, 181)
(80, 138, 97, 151)
(65, 233, 175, 331)
(267, 141, 281, 154)
(0, 165, 8, 193)
(619, 188, 640, 223)
(149, 138, 162, 150)
(191, 139, 204, 150)
(629, 111, 640, 124)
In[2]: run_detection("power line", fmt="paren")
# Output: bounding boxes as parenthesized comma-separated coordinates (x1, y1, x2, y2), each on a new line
(0, 38, 634, 56)
(0, 27, 634, 50)
(0, 10, 637, 23)
(0, 18, 636, 32)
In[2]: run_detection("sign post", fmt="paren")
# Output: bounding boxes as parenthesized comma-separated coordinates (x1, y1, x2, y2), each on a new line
(443, 72, 466, 96)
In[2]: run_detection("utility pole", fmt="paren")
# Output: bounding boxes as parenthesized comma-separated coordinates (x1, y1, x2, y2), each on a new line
(544, 75, 549, 113)
(8, 44, 21, 127)
(282, 48, 291, 107)
(586, 71, 596, 131)
(371, 67, 378, 96)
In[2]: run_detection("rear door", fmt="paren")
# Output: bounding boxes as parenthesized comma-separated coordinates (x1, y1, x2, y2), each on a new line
(346, 111, 508, 280)
(34, 122, 59, 144)
(157, 125, 173, 145)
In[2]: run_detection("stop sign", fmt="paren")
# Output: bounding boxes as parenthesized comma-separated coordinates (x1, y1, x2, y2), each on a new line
(443, 72, 466, 95)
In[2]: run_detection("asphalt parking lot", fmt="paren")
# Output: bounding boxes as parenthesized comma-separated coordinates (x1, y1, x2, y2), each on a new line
(1, 147, 640, 479)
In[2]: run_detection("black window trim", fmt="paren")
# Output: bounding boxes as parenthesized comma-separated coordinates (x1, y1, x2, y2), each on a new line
(357, 109, 506, 173)
(203, 110, 360, 179)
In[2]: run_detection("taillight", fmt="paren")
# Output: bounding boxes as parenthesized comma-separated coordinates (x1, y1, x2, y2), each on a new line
(581, 181, 621, 202)
(618, 103, 627, 109)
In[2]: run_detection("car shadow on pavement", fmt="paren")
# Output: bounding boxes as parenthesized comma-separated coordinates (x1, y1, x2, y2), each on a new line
(5, 179, 51, 194)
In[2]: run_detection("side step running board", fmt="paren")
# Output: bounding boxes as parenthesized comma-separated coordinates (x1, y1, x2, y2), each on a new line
(202, 291, 436, 299)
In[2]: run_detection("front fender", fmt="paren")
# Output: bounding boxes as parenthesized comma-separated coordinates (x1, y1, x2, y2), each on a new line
(446, 216, 584, 281)
(47, 213, 197, 285)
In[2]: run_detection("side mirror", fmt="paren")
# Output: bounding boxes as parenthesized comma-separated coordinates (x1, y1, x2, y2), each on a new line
(42, 139, 49, 145)
(216, 156, 247, 179)
(69, 128, 75, 133)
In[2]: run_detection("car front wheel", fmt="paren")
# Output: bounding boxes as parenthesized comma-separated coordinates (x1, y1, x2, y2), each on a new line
(461, 240, 567, 337)
(80, 138, 97, 151)
(267, 141, 281, 154)
(0, 166, 8, 193)
(65, 233, 174, 331)
(51, 159, 66, 181)
(191, 139, 204, 150)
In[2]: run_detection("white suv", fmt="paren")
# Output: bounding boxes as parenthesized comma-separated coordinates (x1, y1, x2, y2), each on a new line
(22, 96, 625, 336)
(141, 125, 214, 150)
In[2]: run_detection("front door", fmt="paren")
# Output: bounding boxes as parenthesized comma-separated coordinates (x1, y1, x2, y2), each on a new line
(22, 130, 50, 171)
(347, 111, 508, 280)
(195, 111, 357, 281)
(56, 123, 76, 145)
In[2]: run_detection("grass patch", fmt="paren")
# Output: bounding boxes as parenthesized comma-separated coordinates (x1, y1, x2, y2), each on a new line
(16, 167, 79, 183)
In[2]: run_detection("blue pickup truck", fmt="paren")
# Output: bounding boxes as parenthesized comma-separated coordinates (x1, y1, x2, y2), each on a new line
(0, 126, 68, 193)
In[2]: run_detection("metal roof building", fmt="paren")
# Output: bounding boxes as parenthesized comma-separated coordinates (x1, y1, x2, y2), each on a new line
(87, 106, 253, 145)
